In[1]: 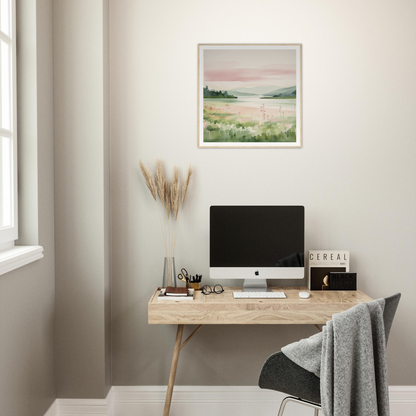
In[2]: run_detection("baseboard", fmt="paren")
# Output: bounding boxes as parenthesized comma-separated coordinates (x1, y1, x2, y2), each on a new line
(45, 385, 416, 416)
(48, 389, 114, 416)
(389, 386, 416, 416)
(112, 386, 289, 416)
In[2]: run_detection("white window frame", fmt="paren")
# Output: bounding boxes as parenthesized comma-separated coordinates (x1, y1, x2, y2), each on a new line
(0, 0, 17, 247)
(0, 0, 43, 274)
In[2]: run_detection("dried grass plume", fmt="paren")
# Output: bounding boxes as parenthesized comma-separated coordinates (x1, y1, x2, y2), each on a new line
(139, 160, 156, 201)
(171, 167, 180, 220)
(163, 180, 170, 219)
(182, 164, 193, 205)
(155, 159, 165, 203)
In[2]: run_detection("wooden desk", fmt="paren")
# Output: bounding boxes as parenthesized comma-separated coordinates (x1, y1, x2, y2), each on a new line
(148, 286, 372, 416)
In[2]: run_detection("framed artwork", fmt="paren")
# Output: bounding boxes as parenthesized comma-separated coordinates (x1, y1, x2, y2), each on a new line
(198, 44, 302, 148)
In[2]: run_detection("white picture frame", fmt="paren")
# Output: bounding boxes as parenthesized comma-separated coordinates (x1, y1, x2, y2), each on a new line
(198, 44, 302, 148)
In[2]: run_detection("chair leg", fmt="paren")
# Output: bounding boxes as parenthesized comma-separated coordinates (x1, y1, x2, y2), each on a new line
(276, 396, 321, 416)
(277, 397, 292, 416)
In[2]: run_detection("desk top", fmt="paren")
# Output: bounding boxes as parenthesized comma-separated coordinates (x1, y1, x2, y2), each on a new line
(148, 287, 372, 325)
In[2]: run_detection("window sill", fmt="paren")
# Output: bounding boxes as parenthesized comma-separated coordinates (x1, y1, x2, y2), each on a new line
(0, 245, 44, 276)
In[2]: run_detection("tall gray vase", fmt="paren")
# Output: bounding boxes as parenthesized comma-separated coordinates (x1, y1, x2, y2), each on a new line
(162, 257, 176, 288)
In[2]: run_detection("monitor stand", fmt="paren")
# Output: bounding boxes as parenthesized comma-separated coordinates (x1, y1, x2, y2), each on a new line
(242, 279, 270, 292)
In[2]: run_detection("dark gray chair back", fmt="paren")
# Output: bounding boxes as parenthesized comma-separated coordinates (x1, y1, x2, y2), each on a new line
(383, 293, 401, 344)
(258, 292, 401, 405)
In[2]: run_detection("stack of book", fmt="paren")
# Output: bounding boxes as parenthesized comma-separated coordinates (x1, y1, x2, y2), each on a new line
(157, 287, 195, 301)
(308, 250, 350, 290)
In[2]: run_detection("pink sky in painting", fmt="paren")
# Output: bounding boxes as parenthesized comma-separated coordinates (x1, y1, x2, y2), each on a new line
(204, 48, 296, 91)
(205, 66, 295, 82)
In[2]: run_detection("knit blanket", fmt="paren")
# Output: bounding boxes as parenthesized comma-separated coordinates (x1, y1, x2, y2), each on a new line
(282, 299, 390, 416)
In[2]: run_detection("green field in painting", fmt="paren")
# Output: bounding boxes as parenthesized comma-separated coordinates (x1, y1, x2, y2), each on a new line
(203, 100, 296, 143)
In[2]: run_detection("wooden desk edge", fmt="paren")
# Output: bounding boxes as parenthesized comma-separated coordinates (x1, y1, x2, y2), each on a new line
(148, 287, 373, 325)
(148, 287, 160, 305)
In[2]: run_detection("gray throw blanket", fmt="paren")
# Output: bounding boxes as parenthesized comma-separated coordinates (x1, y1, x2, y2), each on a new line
(282, 299, 389, 416)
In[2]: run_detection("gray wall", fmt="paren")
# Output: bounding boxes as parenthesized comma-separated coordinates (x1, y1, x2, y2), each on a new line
(54, 0, 111, 399)
(2, 1, 415, 412)
(110, 0, 416, 386)
(0, 0, 56, 415)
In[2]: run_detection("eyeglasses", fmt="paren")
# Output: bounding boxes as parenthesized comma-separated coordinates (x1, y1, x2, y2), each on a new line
(201, 284, 224, 295)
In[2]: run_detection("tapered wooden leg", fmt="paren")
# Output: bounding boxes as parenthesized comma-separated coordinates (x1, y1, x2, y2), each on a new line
(163, 324, 184, 416)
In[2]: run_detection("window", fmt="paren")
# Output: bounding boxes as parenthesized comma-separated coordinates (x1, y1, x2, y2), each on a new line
(0, 0, 17, 247)
(0, 0, 42, 275)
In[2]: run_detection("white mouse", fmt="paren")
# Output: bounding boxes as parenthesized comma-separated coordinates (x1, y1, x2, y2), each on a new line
(299, 291, 311, 299)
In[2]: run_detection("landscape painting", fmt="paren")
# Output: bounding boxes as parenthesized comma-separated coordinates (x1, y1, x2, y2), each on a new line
(198, 44, 302, 148)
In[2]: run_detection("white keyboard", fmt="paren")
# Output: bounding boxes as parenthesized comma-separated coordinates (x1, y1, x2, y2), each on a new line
(233, 291, 286, 299)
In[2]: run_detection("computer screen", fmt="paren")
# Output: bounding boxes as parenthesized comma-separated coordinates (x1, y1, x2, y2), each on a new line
(209, 205, 305, 289)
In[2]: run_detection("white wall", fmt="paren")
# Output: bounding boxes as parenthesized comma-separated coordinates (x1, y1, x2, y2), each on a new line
(110, 0, 416, 386)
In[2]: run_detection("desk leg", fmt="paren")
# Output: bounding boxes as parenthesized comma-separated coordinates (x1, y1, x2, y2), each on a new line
(163, 324, 184, 416)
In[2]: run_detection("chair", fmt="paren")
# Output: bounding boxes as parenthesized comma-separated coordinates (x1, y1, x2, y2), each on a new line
(258, 293, 401, 416)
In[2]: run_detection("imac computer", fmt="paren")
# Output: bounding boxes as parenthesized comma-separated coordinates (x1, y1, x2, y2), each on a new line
(209, 205, 305, 292)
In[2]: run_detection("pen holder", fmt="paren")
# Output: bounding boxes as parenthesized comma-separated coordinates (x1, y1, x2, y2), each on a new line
(187, 282, 201, 290)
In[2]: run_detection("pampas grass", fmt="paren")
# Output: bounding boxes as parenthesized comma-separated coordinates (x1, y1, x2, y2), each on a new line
(139, 160, 157, 201)
(182, 164, 193, 205)
(139, 159, 193, 285)
(163, 180, 170, 219)
(171, 167, 180, 221)
(156, 159, 165, 203)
